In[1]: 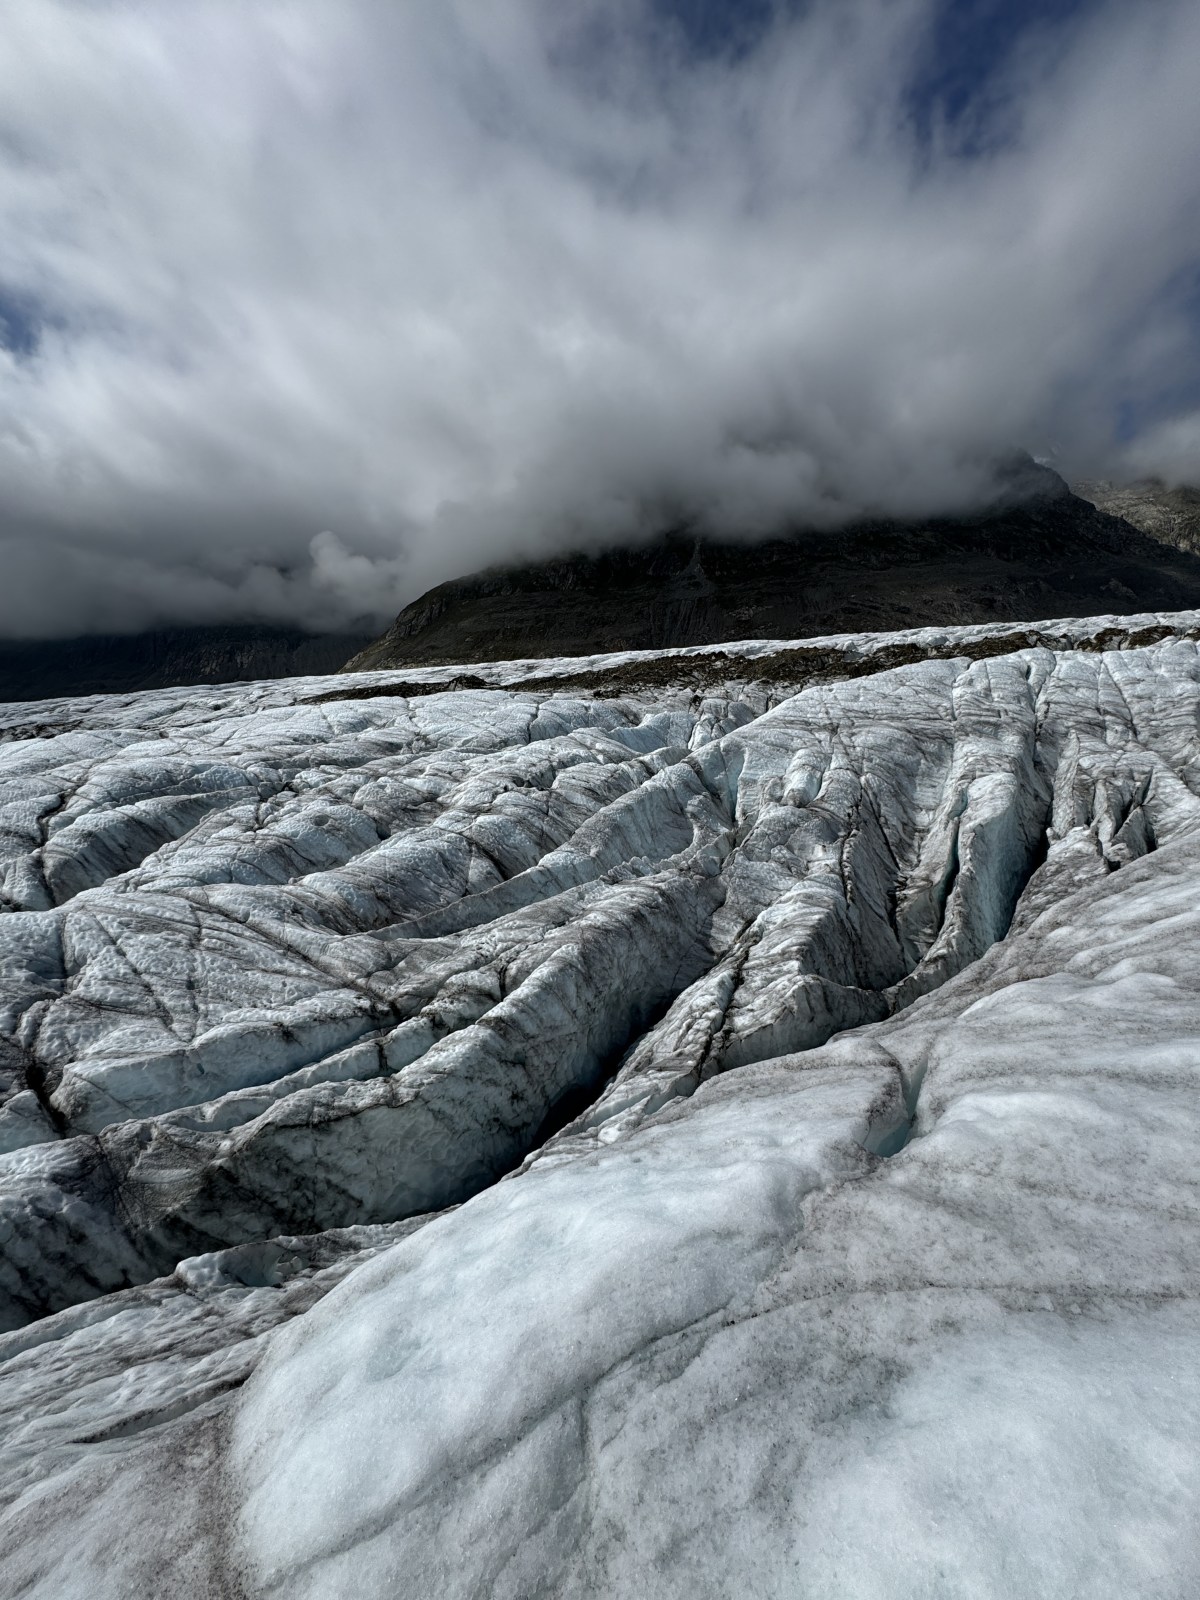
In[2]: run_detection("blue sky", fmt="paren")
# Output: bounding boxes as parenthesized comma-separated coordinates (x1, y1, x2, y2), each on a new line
(658, 0, 1093, 119)
(906, 0, 1092, 128)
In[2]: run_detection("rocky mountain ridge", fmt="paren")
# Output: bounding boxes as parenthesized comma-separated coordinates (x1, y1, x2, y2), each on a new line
(1074, 476, 1200, 556)
(346, 472, 1200, 672)
(5, 471, 1199, 705)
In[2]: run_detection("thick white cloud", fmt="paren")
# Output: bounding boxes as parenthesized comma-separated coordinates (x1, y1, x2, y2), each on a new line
(0, 0, 1197, 636)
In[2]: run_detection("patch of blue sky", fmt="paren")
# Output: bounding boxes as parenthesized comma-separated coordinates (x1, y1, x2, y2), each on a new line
(0, 287, 42, 358)
(906, 0, 1096, 138)
(653, 0, 1104, 151)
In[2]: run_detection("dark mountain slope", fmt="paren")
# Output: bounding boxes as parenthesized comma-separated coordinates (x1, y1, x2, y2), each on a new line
(0, 625, 372, 704)
(346, 479, 1200, 672)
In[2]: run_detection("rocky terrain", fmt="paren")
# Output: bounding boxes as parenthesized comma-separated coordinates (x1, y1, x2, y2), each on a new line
(0, 608, 1199, 1594)
(347, 472, 1200, 672)
(1075, 476, 1200, 558)
(0, 625, 372, 705)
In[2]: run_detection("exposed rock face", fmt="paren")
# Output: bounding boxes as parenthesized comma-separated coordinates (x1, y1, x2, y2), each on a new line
(1075, 476, 1200, 558)
(2, 611, 1200, 1595)
(0, 624, 373, 704)
(346, 477, 1200, 671)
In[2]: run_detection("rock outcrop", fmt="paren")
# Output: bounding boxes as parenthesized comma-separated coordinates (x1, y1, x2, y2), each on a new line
(1075, 476, 1200, 558)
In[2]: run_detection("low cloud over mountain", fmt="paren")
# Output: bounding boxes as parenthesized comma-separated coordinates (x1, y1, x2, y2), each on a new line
(1, 0, 1198, 637)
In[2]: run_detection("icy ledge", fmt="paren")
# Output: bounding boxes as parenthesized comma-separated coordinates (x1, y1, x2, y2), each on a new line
(0, 612, 1199, 1595)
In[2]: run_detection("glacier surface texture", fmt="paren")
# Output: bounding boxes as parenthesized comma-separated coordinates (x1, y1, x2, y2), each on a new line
(1, 611, 1199, 1597)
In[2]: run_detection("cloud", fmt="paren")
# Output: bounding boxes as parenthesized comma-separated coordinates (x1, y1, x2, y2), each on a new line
(1126, 412, 1200, 486)
(0, 0, 1197, 637)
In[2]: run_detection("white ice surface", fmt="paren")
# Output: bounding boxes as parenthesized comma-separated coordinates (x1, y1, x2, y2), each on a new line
(1, 611, 1199, 1595)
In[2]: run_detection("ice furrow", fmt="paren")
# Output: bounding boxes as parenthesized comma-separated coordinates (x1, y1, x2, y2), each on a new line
(2, 631, 1200, 1336)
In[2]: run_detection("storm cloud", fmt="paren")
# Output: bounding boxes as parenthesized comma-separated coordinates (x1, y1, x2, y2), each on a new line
(0, 0, 1198, 637)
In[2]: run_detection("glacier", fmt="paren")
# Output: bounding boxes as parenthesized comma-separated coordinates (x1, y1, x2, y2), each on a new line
(0, 610, 1199, 1597)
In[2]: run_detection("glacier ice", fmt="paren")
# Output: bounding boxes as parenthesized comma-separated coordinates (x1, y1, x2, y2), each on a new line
(1, 611, 1199, 1596)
